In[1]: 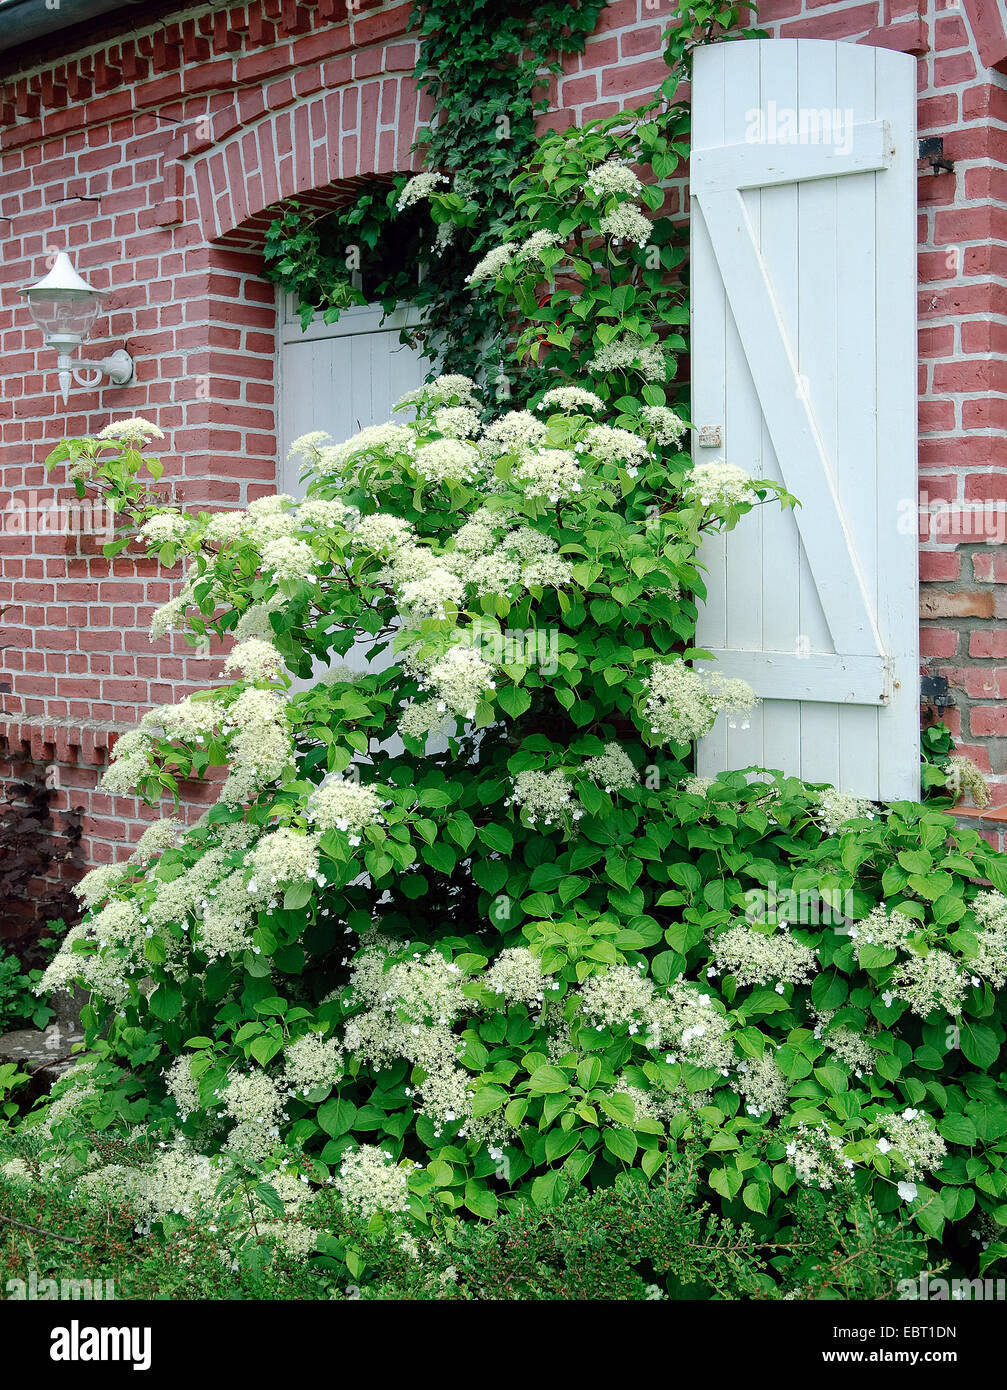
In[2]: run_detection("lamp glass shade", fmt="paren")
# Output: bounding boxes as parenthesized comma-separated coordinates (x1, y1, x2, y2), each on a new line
(20, 252, 105, 346)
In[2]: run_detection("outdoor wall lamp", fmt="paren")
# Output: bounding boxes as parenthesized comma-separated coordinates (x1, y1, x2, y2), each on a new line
(20, 252, 134, 405)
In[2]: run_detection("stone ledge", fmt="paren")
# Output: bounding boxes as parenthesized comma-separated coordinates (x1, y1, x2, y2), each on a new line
(954, 804, 1007, 825)
(0, 715, 126, 766)
(0, 1024, 84, 1076)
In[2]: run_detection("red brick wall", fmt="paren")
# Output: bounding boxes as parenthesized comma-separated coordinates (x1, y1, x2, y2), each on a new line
(1, 0, 1006, 867)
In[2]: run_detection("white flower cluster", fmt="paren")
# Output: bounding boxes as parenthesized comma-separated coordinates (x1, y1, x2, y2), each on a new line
(735, 1049, 789, 1117)
(892, 950, 969, 1019)
(579, 964, 654, 1032)
(970, 890, 1007, 987)
(812, 1011, 878, 1077)
(101, 726, 156, 796)
(586, 162, 643, 199)
(1, 1157, 32, 1188)
(282, 1033, 344, 1098)
(131, 817, 180, 863)
(249, 829, 320, 894)
(308, 777, 386, 844)
(342, 941, 472, 1132)
(434, 406, 481, 439)
(134, 1138, 220, 1219)
(247, 493, 296, 517)
(599, 204, 652, 247)
(354, 513, 415, 553)
(398, 700, 453, 743)
(149, 588, 194, 641)
(223, 639, 286, 683)
(518, 228, 561, 262)
(816, 787, 876, 835)
(74, 1137, 318, 1259)
(396, 171, 448, 210)
(142, 696, 224, 744)
(73, 862, 128, 910)
(414, 438, 481, 485)
(288, 430, 332, 460)
(220, 686, 293, 806)
(583, 743, 637, 793)
(482, 947, 549, 1007)
(394, 375, 479, 411)
(589, 334, 666, 383)
(711, 924, 818, 989)
(947, 754, 990, 807)
(399, 566, 465, 619)
(297, 497, 356, 531)
(640, 405, 688, 446)
(463, 552, 522, 598)
(139, 512, 190, 546)
(333, 1145, 415, 1219)
(876, 1107, 947, 1178)
(534, 386, 605, 418)
(785, 1124, 855, 1189)
(412, 643, 496, 719)
(314, 423, 415, 477)
(649, 981, 735, 1074)
(165, 1056, 201, 1120)
(584, 424, 649, 471)
(851, 904, 916, 957)
(643, 658, 759, 745)
(507, 769, 582, 827)
(466, 243, 517, 285)
(198, 867, 258, 959)
(480, 411, 547, 454)
(442, 515, 571, 596)
(261, 536, 315, 583)
(222, 1071, 287, 1163)
(515, 448, 585, 504)
(684, 459, 759, 509)
(97, 417, 165, 445)
(204, 510, 246, 547)
(29, 1062, 101, 1138)
(377, 538, 440, 591)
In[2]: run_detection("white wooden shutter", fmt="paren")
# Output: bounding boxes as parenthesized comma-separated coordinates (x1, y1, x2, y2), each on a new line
(277, 295, 428, 496)
(690, 38, 919, 800)
(276, 295, 429, 688)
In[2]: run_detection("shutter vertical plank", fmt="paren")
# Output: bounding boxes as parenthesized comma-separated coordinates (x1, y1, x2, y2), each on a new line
(835, 40, 882, 794)
(757, 39, 805, 780)
(720, 38, 767, 772)
(793, 39, 841, 786)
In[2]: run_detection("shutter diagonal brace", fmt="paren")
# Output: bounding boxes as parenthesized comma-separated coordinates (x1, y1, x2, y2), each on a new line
(691, 120, 894, 703)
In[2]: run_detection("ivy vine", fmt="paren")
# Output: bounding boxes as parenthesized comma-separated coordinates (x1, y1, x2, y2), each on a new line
(262, 1, 762, 392)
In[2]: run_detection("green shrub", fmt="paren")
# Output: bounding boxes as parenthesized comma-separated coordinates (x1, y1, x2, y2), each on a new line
(311, 1164, 930, 1301)
(0, 1137, 926, 1302)
(23, 83, 1007, 1298)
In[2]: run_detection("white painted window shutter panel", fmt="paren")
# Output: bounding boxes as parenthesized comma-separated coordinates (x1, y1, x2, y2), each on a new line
(276, 295, 428, 688)
(690, 38, 919, 800)
(277, 295, 428, 497)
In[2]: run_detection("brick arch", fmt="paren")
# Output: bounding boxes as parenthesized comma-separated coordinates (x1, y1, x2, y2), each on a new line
(163, 62, 430, 512)
(184, 75, 425, 247)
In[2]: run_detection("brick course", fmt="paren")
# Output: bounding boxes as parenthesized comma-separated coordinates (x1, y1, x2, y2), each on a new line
(1, 0, 1007, 861)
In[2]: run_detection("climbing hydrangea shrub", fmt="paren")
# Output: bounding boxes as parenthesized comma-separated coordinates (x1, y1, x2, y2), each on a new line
(29, 395, 1007, 1277)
